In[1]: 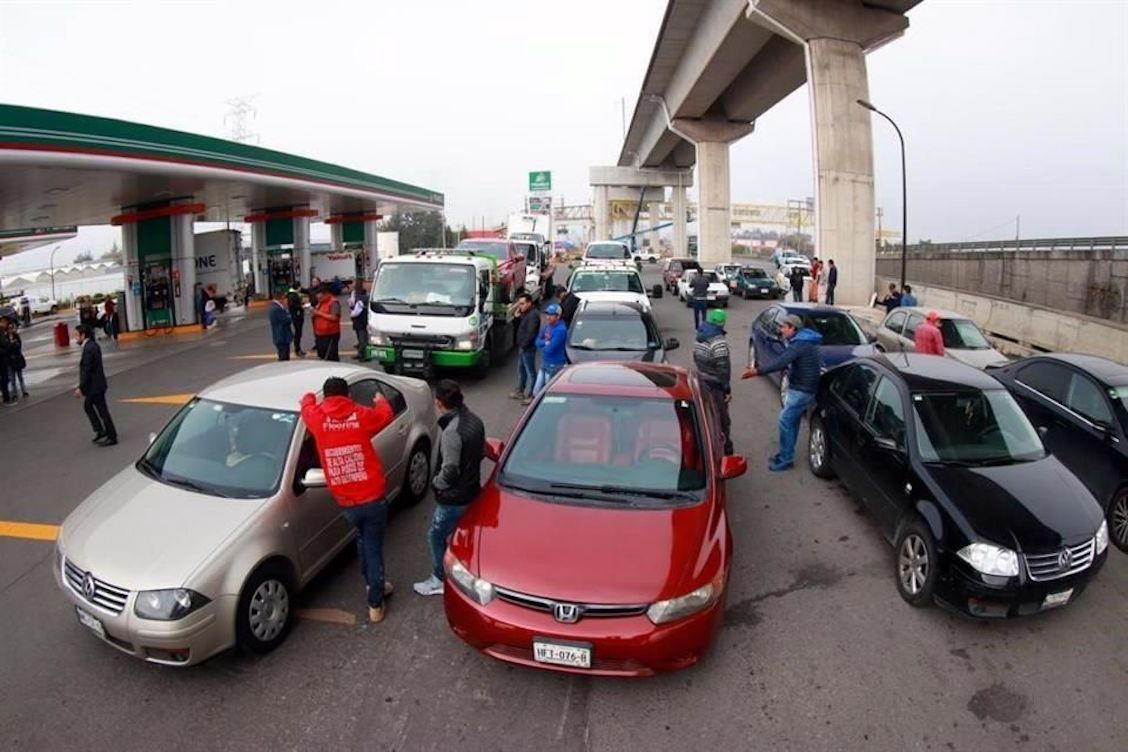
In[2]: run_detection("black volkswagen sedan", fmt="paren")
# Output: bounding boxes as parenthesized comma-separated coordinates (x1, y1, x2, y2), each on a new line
(808, 354, 1109, 618)
(565, 300, 678, 364)
(988, 353, 1128, 552)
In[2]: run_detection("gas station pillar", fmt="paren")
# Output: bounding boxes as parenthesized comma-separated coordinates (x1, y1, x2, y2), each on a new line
(363, 219, 380, 274)
(171, 212, 197, 327)
(121, 222, 142, 331)
(250, 222, 265, 298)
(294, 215, 311, 289)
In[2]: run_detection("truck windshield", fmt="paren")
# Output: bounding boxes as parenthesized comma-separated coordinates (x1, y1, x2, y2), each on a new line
(371, 262, 475, 316)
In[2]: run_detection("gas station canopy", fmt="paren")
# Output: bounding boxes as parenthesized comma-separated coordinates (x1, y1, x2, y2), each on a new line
(0, 104, 444, 238)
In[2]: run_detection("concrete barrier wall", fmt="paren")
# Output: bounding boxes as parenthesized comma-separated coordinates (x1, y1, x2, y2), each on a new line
(873, 276, 1128, 363)
(875, 249, 1128, 324)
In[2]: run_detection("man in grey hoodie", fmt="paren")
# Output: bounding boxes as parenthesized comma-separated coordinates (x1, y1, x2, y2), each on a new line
(693, 308, 734, 454)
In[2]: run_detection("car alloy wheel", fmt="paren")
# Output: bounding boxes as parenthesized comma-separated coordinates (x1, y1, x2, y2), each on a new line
(808, 416, 834, 479)
(895, 518, 937, 607)
(237, 564, 294, 654)
(1110, 489, 1128, 553)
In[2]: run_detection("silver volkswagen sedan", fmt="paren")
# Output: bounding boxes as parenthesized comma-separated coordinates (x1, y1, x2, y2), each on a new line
(55, 361, 437, 666)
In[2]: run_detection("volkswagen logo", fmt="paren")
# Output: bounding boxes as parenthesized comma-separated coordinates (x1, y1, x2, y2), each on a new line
(1058, 549, 1073, 571)
(82, 572, 96, 601)
(552, 602, 582, 624)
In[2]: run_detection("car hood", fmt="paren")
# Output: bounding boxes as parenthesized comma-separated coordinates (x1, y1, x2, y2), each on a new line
(566, 346, 663, 364)
(948, 348, 1009, 369)
(572, 291, 650, 310)
(820, 343, 879, 367)
(464, 485, 711, 603)
(60, 466, 266, 590)
(925, 456, 1104, 551)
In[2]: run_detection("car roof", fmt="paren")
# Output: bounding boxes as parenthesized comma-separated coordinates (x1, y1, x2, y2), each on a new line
(889, 306, 967, 320)
(1036, 353, 1128, 386)
(586, 240, 629, 246)
(576, 299, 647, 316)
(572, 264, 639, 274)
(864, 353, 1004, 391)
(198, 361, 375, 411)
(549, 362, 693, 401)
(775, 302, 849, 316)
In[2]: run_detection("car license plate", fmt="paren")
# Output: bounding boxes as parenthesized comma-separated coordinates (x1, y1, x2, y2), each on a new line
(76, 607, 105, 639)
(1042, 589, 1072, 609)
(402, 349, 424, 360)
(533, 640, 592, 669)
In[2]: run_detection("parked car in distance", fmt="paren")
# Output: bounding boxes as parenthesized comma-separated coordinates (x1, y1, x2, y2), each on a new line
(454, 238, 528, 300)
(565, 300, 677, 364)
(634, 248, 660, 264)
(582, 241, 634, 268)
(443, 362, 747, 676)
(750, 303, 878, 403)
(732, 267, 782, 299)
(808, 354, 1110, 618)
(987, 353, 1128, 552)
(876, 307, 1008, 369)
(713, 264, 744, 291)
(566, 264, 659, 312)
(55, 361, 438, 666)
(677, 270, 730, 308)
(662, 257, 702, 293)
(19, 294, 58, 315)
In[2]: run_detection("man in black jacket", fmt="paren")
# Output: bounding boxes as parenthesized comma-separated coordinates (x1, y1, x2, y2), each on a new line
(74, 324, 117, 446)
(414, 380, 485, 597)
(0, 317, 14, 405)
(509, 293, 539, 404)
(285, 285, 306, 357)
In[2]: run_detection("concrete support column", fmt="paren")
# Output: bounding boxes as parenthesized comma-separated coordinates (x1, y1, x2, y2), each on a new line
(808, 37, 875, 305)
(294, 215, 311, 288)
(329, 223, 344, 250)
(170, 212, 196, 326)
(250, 222, 265, 297)
(593, 185, 610, 242)
(364, 219, 381, 273)
(121, 222, 141, 332)
(672, 184, 687, 257)
(695, 140, 732, 266)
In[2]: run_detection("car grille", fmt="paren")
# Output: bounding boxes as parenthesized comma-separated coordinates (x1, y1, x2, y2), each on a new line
(494, 585, 648, 620)
(64, 558, 130, 615)
(389, 334, 454, 349)
(1023, 538, 1096, 582)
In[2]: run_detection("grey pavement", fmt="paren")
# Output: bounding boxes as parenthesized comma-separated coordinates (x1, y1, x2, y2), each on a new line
(1, 268, 1125, 752)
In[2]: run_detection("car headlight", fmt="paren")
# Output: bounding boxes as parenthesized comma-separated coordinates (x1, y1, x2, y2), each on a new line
(370, 333, 388, 346)
(134, 588, 211, 621)
(447, 560, 495, 606)
(646, 583, 716, 625)
(957, 543, 1019, 577)
(1095, 520, 1109, 555)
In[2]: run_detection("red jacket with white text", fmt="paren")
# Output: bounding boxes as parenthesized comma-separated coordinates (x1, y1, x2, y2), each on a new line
(300, 393, 394, 506)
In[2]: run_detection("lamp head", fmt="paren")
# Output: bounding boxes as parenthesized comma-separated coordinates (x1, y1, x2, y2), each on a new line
(856, 99, 877, 112)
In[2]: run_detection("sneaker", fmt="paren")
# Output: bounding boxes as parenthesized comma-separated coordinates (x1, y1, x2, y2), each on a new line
(507, 391, 524, 400)
(768, 458, 794, 472)
(520, 396, 533, 406)
(413, 575, 444, 596)
(91, 433, 107, 443)
(368, 605, 386, 623)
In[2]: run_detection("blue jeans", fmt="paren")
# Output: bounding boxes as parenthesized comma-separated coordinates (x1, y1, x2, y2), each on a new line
(429, 504, 468, 579)
(517, 349, 537, 395)
(534, 362, 563, 394)
(777, 389, 815, 465)
(342, 500, 389, 607)
(693, 298, 707, 328)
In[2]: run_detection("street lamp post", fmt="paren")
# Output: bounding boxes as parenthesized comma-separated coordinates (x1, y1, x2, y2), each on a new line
(49, 244, 62, 301)
(856, 99, 907, 292)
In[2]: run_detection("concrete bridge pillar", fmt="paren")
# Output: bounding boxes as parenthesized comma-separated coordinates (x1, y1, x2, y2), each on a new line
(593, 185, 610, 242)
(672, 184, 687, 257)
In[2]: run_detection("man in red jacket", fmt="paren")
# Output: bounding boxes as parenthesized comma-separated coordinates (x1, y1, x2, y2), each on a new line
(300, 376, 395, 622)
(914, 311, 946, 356)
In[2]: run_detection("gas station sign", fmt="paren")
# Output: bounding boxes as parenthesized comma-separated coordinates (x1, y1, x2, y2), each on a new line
(528, 171, 551, 193)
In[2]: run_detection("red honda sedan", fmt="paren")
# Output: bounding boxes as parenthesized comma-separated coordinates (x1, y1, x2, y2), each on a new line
(443, 362, 747, 676)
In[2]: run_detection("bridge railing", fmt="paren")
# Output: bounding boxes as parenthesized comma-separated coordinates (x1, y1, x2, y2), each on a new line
(878, 236, 1128, 255)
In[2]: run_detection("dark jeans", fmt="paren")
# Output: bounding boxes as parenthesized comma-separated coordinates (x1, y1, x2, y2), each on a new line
(83, 391, 117, 440)
(343, 500, 389, 608)
(516, 349, 537, 395)
(315, 334, 340, 361)
(791, 285, 803, 302)
(705, 386, 734, 455)
(291, 314, 304, 354)
(429, 504, 468, 580)
(275, 342, 290, 361)
(825, 284, 836, 305)
(353, 322, 368, 359)
(693, 298, 707, 328)
(0, 361, 10, 402)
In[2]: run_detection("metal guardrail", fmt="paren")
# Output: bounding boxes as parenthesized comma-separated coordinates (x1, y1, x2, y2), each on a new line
(877, 236, 1128, 255)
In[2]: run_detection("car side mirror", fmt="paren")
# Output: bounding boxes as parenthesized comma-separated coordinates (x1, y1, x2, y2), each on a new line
(665, 337, 679, 351)
(651, 283, 663, 299)
(720, 455, 748, 480)
(485, 438, 505, 462)
(301, 468, 327, 488)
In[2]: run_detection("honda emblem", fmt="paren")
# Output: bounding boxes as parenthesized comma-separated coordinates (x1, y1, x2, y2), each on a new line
(552, 602, 581, 624)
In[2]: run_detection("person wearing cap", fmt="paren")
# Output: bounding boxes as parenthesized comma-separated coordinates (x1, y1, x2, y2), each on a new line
(914, 311, 946, 356)
(693, 308, 734, 454)
(534, 303, 568, 394)
(741, 313, 823, 471)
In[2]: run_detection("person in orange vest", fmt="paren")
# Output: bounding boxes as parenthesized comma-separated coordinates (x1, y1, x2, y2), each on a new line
(310, 284, 342, 361)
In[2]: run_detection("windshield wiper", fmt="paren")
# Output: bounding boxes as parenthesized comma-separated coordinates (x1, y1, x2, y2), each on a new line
(373, 297, 416, 307)
(501, 481, 590, 500)
(162, 474, 220, 496)
(550, 482, 696, 501)
(137, 457, 161, 480)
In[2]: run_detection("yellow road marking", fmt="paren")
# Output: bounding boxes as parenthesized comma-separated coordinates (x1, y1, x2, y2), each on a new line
(229, 354, 278, 361)
(120, 393, 195, 405)
(0, 521, 60, 541)
(294, 607, 357, 626)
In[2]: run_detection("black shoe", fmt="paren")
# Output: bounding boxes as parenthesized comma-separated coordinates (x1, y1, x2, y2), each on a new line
(96, 436, 118, 446)
(22, 392, 29, 398)
(92, 433, 107, 443)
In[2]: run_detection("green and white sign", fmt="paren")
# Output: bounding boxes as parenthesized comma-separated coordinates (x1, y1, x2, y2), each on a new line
(528, 171, 551, 193)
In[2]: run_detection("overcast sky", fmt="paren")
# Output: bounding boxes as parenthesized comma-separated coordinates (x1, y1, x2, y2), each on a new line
(1, 0, 1125, 274)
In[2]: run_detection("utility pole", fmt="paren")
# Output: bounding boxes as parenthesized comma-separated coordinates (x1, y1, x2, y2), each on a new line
(876, 207, 884, 249)
(224, 96, 259, 144)
(621, 97, 627, 141)
(1015, 214, 1020, 251)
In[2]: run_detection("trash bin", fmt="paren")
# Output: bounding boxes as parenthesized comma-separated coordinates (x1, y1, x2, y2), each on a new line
(53, 321, 70, 348)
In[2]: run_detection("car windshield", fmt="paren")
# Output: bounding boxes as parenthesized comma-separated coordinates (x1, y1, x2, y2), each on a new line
(499, 394, 706, 503)
(801, 313, 867, 346)
(569, 314, 656, 351)
(913, 390, 1045, 464)
(139, 398, 298, 498)
(940, 318, 992, 350)
(742, 268, 768, 279)
(702, 272, 720, 283)
(570, 271, 645, 294)
(371, 262, 475, 316)
(586, 243, 630, 259)
(455, 241, 508, 262)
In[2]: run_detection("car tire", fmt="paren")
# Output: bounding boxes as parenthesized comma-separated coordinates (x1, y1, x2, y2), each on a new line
(50, 305, 58, 315)
(236, 562, 294, 655)
(399, 439, 432, 508)
(808, 415, 835, 479)
(894, 518, 938, 608)
(1108, 487, 1128, 553)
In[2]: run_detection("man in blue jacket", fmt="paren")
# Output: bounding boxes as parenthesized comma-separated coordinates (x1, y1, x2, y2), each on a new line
(533, 303, 567, 394)
(269, 289, 293, 361)
(741, 313, 822, 471)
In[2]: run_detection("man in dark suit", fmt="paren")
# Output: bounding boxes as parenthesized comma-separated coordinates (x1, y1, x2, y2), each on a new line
(74, 324, 117, 446)
(269, 289, 294, 361)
